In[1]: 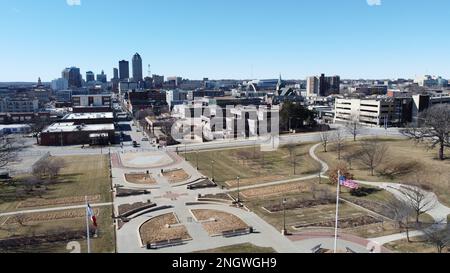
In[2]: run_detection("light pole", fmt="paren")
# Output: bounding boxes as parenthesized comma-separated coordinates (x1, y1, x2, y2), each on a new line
(196, 150, 199, 170)
(237, 176, 241, 203)
(211, 160, 215, 182)
(282, 198, 287, 235)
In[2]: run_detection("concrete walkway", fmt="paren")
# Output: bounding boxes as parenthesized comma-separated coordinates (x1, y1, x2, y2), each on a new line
(0, 202, 113, 217)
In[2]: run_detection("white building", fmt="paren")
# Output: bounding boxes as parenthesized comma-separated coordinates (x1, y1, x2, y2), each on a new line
(334, 98, 395, 127)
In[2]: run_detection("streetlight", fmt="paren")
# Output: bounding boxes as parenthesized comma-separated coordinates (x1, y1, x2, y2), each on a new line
(236, 176, 241, 203)
(196, 150, 199, 170)
(282, 198, 287, 235)
(211, 160, 215, 182)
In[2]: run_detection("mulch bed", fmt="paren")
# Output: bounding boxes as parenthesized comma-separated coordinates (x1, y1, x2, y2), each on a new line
(294, 215, 382, 229)
(264, 198, 335, 213)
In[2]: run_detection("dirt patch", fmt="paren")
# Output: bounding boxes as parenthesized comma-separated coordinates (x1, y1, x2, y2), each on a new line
(124, 173, 156, 185)
(241, 183, 310, 199)
(200, 193, 233, 201)
(225, 175, 284, 187)
(16, 195, 101, 209)
(118, 202, 155, 217)
(5, 208, 99, 225)
(191, 209, 249, 236)
(139, 213, 191, 244)
(294, 215, 381, 229)
(163, 169, 190, 183)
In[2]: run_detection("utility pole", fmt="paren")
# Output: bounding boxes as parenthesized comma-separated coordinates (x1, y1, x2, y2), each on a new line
(236, 176, 241, 203)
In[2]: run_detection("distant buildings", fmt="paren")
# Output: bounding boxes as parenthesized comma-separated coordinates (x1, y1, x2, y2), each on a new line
(0, 96, 39, 113)
(96, 70, 107, 83)
(307, 74, 340, 96)
(415, 75, 448, 88)
(113, 68, 119, 80)
(62, 67, 82, 88)
(119, 60, 130, 80)
(86, 71, 95, 82)
(152, 75, 164, 89)
(51, 78, 69, 91)
(72, 94, 112, 108)
(132, 53, 143, 82)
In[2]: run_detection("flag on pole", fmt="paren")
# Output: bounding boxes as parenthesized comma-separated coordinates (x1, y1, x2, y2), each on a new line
(86, 204, 98, 228)
(339, 175, 359, 190)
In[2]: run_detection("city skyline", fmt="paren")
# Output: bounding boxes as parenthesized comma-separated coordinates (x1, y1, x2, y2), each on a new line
(1, 0, 450, 82)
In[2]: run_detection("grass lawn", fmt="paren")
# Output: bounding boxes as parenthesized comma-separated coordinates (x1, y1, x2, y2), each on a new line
(194, 243, 276, 253)
(385, 237, 449, 253)
(317, 138, 450, 207)
(0, 206, 115, 253)
(0, 154, 112, 212)
(182, 143, 321, 187)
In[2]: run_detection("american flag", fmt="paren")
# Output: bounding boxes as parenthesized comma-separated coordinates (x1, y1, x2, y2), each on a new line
(339, 175, 359, 190)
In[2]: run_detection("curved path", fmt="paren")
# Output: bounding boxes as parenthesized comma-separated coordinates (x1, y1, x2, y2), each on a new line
(308, 142, 450, 246)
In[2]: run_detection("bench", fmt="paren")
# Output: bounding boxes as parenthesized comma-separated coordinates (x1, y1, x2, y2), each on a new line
(311, 244, 322, 253)
(222, 227, 253, 238)
(147, 238, 184, 249)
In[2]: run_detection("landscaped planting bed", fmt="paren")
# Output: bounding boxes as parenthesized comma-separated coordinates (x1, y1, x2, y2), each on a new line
(294, 215, 381, 229)
(17, 195, 101, 209)
(139, 213, 191, 245)
(124, 173, 156, 185)
(163, 169, 191, 183)
(5, 208, 99, 225)
(264, 198, 335, 213)
(241, 183, 310, 199)
(191, 209, 249, 236)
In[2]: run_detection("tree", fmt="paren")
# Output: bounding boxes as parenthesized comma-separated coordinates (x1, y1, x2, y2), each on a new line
(14, 214, 27, 227)
(0, 137, 19, 169)
(320, 129, 331, 153)
(32, 156, 65, 182)
(345, 116, 362, 142)
(333, 129, 345, 161)
(357, 139, 388, 176)
(422, 223, 450, 253)
(285, 143, 299, 175)
(401, 104, 450, 161)
(398, 183, 436, 224)
(387, 197, 415, 242)
(29, 116, 52, 144)
(280, 102, 317, 132)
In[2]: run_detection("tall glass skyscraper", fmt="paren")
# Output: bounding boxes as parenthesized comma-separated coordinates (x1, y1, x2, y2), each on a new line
(119, 60, 129, 80)
(132, 53, 143, 82)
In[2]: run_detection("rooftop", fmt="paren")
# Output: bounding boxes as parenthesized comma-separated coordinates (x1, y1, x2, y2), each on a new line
(63, 112, 114, 120)
(44, 122, 115, 133)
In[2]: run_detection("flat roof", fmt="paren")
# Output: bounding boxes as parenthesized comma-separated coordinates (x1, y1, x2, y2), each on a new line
(44, 122, 115, 133)
(63, 112, 114, 120)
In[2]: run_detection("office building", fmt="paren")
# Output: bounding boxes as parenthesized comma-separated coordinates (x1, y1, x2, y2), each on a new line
(51, 78, 69, 91)
(62, 67, 82, 88)
(306, 76, 319, 96)
(86, 71, 95, 82)
(132, 53, 143, 82)
(119, 60, 130, 80)
(113, 68, 119, 79)
(0, 97, 40, 113)
(96, 70, 107, 83)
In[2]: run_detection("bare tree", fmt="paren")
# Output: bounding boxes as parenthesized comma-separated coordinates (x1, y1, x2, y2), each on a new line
(0, 137, 19, 169)
(387, 197, 415, 242)
(345, 116, 362, 142)
(285, 143, 298, 175)
(398, 184, 436, 224)
(357, 139, 388, 176)
(333, 129, 345, 161)
(401, 104, 450, 161)
(14, 214, 27, 227)
(320, 130, 331, 153)
(47, 159, 65, 180)
(422, 223, 450, 253)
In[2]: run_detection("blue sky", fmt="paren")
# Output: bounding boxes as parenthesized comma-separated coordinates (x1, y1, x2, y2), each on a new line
(1, 0, 449, 81)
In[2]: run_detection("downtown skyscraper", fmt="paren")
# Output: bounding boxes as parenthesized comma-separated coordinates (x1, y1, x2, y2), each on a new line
(132, 53, 143, 82)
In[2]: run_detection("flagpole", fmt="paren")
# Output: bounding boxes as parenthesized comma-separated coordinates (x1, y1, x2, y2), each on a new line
(85, 196, 91, 254)
(334, 170, 341, 254)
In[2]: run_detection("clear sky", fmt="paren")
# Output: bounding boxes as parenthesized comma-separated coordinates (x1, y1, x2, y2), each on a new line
(1, 0, 449, 82)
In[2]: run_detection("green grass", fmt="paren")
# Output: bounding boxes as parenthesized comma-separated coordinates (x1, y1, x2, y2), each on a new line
(194, 243, 276, 253)
(182, 143, 320, 187)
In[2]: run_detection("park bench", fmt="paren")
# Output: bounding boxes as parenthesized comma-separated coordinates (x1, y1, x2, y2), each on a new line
(146, 238, 184, 249)
(311, 244, 322, 253)
(222, 227, 253, 238)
